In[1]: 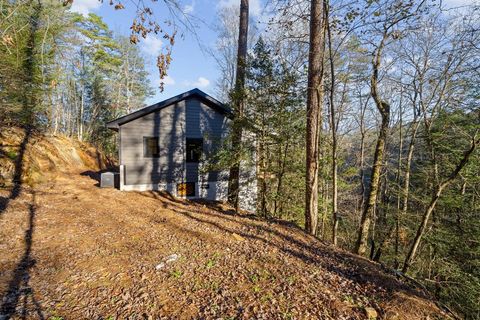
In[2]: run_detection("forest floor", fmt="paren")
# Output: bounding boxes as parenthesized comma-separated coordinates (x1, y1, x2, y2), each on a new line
(0, 128, 448, 319)
(0, 172, 448, 320)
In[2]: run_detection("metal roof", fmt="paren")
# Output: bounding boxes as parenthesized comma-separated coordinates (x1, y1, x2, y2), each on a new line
(106, 88, 232, 131)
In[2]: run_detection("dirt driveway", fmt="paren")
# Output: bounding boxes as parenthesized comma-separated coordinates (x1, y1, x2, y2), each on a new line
(0, 172, 444, 319)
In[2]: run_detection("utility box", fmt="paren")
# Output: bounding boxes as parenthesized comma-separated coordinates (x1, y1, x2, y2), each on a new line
(100, 172, 115, 188)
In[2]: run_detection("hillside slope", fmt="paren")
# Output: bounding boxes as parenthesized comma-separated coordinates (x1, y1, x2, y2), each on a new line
(0, 127, 111, 187)
(0, 128, 449, 319)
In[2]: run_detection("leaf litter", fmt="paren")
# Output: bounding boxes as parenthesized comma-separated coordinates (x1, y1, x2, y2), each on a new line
(0, 172, 449, 319)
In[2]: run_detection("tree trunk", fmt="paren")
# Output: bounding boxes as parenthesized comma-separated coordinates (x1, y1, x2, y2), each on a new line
(274, 142, 289, 217)
(372, 164, 390, 261)
(357, 94, 369, 219)
(355, 34, 390, 255)
(391, 107, 404, 264)
(305, 0, 326, 235)
(257, 133, 266, 215)
(79, 91, 84, 141)
(228, 0, 249, 211)
(325, 0, 338, 245)
(402, 136, 478, 273)
(321, 181, 329, 239)
(374, 89, 406, 262)
(394, 116, 419, 268)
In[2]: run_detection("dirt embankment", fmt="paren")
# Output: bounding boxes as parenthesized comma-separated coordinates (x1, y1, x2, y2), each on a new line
(0, 127, 450, 319)
(0, 127, 113, 186)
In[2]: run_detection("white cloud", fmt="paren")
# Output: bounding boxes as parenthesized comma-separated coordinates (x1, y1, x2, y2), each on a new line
(218, 0, 262, 16)
(183, 1, 195, 14)
(163, 75, 176, 86)
(141, 35, 163, 56)
(194, 77, 210, 88)
(69, 0, 101, 16)
(183, 77, 210, 88)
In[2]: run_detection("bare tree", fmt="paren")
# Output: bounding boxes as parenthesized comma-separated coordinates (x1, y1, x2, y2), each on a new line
(403, 134, 478, 272)
(324, 0, 339, 245)
(354, 0, 428, 255)
(305, 0, 326, 235)
(354, 28, 391, 255)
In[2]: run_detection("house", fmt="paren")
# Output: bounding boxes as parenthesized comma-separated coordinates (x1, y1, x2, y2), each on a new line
(107, 88, 256, 210)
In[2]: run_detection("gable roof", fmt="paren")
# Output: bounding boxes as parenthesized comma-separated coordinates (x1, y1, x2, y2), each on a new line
(106, 88, 232, 131)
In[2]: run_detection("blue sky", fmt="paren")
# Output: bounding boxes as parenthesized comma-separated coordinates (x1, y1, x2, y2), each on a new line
(69, 0, 473, 105)
(69, 0, 264, 105)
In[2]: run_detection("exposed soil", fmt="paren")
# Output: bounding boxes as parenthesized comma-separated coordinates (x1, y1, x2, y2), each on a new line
(0, 171, 448, 320)
(0, 127, 112, 187)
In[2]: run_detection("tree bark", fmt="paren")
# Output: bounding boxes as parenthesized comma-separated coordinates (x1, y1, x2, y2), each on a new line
(355, 34, 390, 255)
(358, 95, 368, 217)
(273, 141, 289, 217)
(259, 133, 267, 216)
(305, 0, 326, 235)
(372, 162, 391, 262)
(389, 103, 404, 264)
(228, 0, 249, 211)
(324, 0, 338, 245)
(394, 114, 419, 267)
(228, 0, 248, 211)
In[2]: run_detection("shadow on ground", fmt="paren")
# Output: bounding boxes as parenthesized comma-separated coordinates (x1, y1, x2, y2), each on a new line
(0, 192, 44, 319)
(0, 127, 31, 216)
(0, 127, 45, 319)
(141, 190, 431, 303)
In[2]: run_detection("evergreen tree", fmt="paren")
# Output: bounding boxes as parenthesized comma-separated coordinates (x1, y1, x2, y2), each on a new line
(245, 38, 304, 218)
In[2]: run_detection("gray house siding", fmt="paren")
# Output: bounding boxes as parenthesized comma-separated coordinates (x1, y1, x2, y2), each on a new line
(120, 97, 229, 186)
(107, 88, 256, 211)
(185, 98, 229, 183)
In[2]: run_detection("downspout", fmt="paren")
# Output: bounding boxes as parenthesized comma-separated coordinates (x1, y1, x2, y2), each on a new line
(119, 126, 125, 190)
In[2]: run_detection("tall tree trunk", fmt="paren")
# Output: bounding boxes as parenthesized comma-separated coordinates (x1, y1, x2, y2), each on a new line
(79, 91, 84, 141)
(402, 135, 478, 273)
(372, 163, 391, 261)
(374, 89, 406, 262)
(394, 115, 419, 268)
(259, 134, 267, 216)
(357, 94, 369, 218)
(274, 141, 289, 217)
(401, 122, 419, 216)
(390, 105, 404, 265)
(355, 34, 390, 255)
(228, 0, 249, 211)
(321, 180, 329, 239)
(325, 0, 338, 245)
(305, 0, 326, 235)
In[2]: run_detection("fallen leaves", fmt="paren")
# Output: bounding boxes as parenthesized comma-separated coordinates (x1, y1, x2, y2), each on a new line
(0, 172, 446, 319)
(364, 307, 378, 319)
(232, 232, 246, 241)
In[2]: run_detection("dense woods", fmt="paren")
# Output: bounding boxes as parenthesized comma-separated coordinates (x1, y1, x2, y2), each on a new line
(212, 1, 479, 317)
(1, 1, 151, 154)
(1, 0, 479, 318)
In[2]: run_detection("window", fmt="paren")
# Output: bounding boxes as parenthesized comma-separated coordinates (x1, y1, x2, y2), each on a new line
(177, 182, 195, 197)
(143, 137, 159, 158)
(186, 138, 203, 163)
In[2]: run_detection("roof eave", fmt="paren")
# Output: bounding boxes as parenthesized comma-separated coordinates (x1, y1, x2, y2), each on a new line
(105, 88, 232, 128)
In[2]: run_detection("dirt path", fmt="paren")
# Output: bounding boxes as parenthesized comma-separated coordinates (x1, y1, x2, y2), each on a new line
(0, 172, 445, 319)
